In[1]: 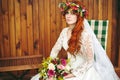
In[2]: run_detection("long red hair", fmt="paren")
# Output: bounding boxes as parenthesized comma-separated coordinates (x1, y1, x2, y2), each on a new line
(66, 1, 85, 54)
(67, 17, 84, 54)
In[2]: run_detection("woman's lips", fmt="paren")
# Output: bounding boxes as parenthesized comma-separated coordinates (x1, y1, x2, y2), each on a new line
(66, 19, 71, 22)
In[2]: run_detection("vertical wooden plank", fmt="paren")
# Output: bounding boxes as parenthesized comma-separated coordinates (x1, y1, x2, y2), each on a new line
(88, 0, 94, 19)
(26, 0, 33, 55)
(20, 0, 28, 56)
(83, 0, 89, 11)
(93, 0, 98, 19)
(61, 0, 66, 29)
(56, 0, 62, 36)
(69, 0, 83, 2)
(102, 0, 108, 19)
(118, 19, 120, 68)
(44, 0, 51, 57)
(8, 0, 16, 57)
(50, 0, 57, 49)
(119, 43, 120, 67)
(79, 0, 83, 2)
(38, 0, 45, 57)
(118, 0, 120, 67)
(2, 0, 10, 57)
(111, 0, 118, 66)
(15, 0, 21, 56)
(83, 0, 89, 19)
(107, 0, 112, 60)
(0, 0, 4, 57)
(33, 0, 39, 55)
(98, 0, 102, 19)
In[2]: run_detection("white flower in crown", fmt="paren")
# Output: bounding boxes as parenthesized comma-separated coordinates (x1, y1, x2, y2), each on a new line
(82, 9, 85, 12)
(76, 5, 79, 7)
(48, 63, 55, 70)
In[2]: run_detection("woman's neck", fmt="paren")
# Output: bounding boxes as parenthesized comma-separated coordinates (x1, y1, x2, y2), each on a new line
(68, 24, 76, 30)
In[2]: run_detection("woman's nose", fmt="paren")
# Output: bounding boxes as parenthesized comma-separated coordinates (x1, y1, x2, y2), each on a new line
(66, 14, 71, 18)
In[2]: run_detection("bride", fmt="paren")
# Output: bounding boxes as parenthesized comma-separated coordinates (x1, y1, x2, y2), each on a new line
(31, 1, 120, 80)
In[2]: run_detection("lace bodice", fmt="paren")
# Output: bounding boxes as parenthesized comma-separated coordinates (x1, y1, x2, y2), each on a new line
(50, 27, 94, 79)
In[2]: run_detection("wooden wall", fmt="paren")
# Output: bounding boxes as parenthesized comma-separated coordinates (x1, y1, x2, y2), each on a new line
(0, 0, 119, 75)
(117, 0, 120, 76)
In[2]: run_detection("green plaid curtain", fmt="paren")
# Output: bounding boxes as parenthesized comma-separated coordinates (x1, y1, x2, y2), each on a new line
(88, 20, 109, 50)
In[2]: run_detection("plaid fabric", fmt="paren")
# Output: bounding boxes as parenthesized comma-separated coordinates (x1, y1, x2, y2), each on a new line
(88, 20, 109, 50)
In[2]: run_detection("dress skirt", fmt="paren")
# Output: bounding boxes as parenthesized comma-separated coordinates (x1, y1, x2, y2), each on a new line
(64, 67, 102, 80)
(31, 66, 102, 80)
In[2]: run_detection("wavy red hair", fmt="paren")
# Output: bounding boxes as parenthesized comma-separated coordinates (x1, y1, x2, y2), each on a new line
(66, 1, 85, 54)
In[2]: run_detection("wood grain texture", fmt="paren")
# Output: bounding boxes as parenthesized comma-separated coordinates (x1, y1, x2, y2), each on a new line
(15, 0, 21, 56)
(2, 0, 10, 57)
(0, 0, 3, 57)
(33, 0, 39, 55)
(8, 0, 16, 57)
(44, 0, 51, 57)
(38, 0, 45, 57)
(26, 0, 33, 55)
(107, 0, 112, 59)
(20, 0, 28, 56)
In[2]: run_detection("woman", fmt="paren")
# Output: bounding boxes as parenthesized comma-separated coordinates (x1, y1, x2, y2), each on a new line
(31, 1, 120, 80)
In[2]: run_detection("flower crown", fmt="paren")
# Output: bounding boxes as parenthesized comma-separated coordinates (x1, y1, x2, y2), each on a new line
(58, 2, 88, 18)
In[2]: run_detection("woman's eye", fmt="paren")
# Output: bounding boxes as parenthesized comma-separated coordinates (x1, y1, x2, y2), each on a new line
(66, 12, 69, 14)
(65, 11, 75, 15)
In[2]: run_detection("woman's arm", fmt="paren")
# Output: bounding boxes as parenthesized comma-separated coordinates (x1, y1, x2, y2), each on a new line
(71, 31, 94, 79)
(50, 29, 65, 58)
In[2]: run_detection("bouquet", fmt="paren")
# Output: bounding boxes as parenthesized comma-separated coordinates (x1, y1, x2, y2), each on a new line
(38, 57, 71, 80)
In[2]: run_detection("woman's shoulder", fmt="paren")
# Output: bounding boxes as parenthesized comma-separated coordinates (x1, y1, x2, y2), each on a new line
(61, 27, 69, 33)
(62, 27, 69, 31)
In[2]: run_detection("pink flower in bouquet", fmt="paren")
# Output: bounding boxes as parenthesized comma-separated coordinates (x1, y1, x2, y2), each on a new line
(47, 70, 55, 77)
(48, 77, 54, 80)
(66, 2, 70, 6)
(57, 64, 65, 70)
(61, 59, 67, 66)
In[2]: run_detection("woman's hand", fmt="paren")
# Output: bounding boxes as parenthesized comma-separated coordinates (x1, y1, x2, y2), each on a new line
(64, 73, 75, 79)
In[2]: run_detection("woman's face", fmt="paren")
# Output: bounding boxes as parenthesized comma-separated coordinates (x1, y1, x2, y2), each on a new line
(65, 12, 77, 25)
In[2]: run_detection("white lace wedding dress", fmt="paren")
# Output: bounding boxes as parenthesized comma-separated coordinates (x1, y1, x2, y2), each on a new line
(50, 26, 102, 80)
(31, 19, 119, 80)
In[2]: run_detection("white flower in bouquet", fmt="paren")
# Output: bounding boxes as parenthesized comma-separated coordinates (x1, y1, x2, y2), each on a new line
(48, 63, 55, 70)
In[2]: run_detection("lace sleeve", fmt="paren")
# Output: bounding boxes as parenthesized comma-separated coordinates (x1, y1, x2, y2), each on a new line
(50, 29, 65, 58)
(71, 31, 94, 79)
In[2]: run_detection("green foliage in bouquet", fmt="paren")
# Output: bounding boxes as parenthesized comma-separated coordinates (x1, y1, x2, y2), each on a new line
(38, 57, 71, 80)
